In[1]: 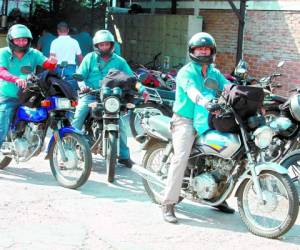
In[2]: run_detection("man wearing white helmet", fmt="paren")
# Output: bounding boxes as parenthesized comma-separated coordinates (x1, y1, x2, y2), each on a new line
(0, 24, 57, 150)
(72, 29, 134, 168)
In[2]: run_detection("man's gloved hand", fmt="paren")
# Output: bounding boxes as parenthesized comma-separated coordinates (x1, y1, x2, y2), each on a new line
(205, 101, 221, 112)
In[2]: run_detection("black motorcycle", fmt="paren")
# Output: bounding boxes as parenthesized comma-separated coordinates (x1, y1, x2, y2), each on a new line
(74, 71, 138, 183)
(263, 88, 300, 202)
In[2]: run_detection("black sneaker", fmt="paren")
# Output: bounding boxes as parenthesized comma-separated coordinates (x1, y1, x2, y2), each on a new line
(118, 159, 134, 168)
(213, 201, 235, 214)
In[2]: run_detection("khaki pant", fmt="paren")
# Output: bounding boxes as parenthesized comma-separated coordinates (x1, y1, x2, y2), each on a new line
(162, 113, 196, 205)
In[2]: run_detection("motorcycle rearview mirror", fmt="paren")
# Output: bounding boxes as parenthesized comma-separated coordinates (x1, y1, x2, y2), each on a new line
(204, 77, 219, 90)
(72, 73, 84, 81)
(21, 66, 33, 74)
(277, 61, 285, 68)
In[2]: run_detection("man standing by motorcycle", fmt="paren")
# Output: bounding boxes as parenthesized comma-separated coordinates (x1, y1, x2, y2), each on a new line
(71, 29, 134, 168)
(0, 24, 57, 149)
(162, 32, 234, 223)
(50, 21, 83, 90)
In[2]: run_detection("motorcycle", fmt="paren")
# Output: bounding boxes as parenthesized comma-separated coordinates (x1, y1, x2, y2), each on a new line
(262, 87, 300, 202)
(129, 86, 174, 143)
(74, 72, 137, 183)
(135, 66, 176, 91)
(130, 52, 181, 91)
(226, 59, 286, 113)
(233, 60, 300, 202)
(132, 78, 299, 238)
(0, 67, 93, 189)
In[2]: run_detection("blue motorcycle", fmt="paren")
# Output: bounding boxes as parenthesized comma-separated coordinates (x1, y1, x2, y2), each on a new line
(0, 67, 92, 189)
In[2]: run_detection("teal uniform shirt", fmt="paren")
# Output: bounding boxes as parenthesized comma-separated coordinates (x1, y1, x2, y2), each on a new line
(37, 32, 56, 57)
(114, 42, 121, 56)
(77, 52, 133, 90)
(193, 64, 229, 135)
(0, 47, 47, 99)
(74, 32, 93, 57)
(173, 62, 198, 119)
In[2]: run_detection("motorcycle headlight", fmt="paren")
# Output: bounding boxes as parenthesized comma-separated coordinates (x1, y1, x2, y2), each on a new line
(104, 97, 120, 113)
(253, 126, 274, 149)
(56, 98, 72, 109)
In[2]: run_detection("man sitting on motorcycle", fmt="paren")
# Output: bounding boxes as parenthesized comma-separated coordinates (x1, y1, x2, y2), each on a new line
(162, 32, 235, 223)
(0, 24, 57, 149)
(71, 29, 135, 168)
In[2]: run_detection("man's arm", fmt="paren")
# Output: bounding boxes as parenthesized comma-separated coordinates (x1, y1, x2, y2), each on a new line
(75, 40, 83, 65)
(120, 59, 134, 76)
(76, 54, 83, 65)
(178, 71, 211, 106)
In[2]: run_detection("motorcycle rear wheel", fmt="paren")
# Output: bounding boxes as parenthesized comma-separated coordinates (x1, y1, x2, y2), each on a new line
(237, 170, 299, 238)
(142, 142, 184, 204)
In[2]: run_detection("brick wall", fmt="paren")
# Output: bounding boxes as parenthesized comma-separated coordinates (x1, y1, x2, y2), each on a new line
(200, 9, 300, 96)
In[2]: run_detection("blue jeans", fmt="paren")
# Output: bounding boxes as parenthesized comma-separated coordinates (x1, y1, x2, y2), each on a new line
(71, 94, 130, 160)
(0, 99, 19, 148)
(55, 64, 79, 91)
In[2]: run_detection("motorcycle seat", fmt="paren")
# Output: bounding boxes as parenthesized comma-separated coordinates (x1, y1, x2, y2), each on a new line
(148, 115, 172, 140)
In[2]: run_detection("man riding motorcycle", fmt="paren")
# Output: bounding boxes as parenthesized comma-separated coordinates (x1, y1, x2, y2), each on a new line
(0, 24, 57, 149)
(162, 32, 234, 223)
(71, 29, 135, 168)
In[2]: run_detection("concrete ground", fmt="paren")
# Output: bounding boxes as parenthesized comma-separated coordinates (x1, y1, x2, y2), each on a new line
(0, 130, 299, 249)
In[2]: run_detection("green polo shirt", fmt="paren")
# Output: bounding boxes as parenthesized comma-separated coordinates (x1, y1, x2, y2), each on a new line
(77, 52, 133, 90)
(0, 47, 47, 98)
(173, 62, 228, 120)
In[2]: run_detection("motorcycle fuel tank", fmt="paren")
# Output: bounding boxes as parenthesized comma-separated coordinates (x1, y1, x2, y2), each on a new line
(17, 106, 48, 122)
(195, 130, 241, 159)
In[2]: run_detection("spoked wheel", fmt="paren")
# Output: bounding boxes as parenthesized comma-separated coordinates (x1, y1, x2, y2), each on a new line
(280, 153, 300, 204)
(129, 103, 172, 143)
(142, 142, 183, 204)
(49, 133, 92, 189)
(106, 132, 117, 183)
(237, 171, 299, 238)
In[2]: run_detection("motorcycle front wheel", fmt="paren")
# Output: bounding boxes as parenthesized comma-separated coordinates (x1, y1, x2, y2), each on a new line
(49, 133, 92, 189)
(106, 131, 117, 183)
(280, 153, 300, 204)
(237, 170, 299, 238)
(129, 103, 172, 143)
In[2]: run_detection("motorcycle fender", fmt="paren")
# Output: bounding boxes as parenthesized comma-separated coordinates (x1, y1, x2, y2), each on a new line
(141, 137, 162, 150)
(104, 124, 119, 131)
(233, 162, 288, 197)
(45, 126, 84, 159)
(279, 149, 300, 165)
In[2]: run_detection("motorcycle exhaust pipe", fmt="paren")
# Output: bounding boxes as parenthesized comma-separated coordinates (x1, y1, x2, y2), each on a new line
(132, 164, 166, 188)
